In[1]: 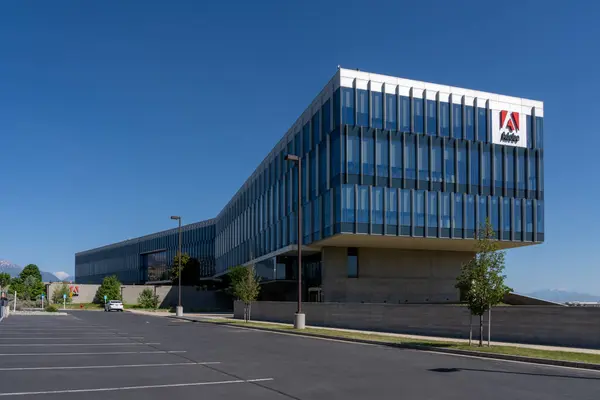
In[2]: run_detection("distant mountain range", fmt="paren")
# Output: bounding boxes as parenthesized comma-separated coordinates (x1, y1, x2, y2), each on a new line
(0, 260, 63, 282)
(524, 289, 600, 303)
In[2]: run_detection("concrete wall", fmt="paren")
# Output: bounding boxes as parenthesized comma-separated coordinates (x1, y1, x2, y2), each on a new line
(322, 247, 472, 303)
(234, 301, 600, 349)
(46, 283, 231, 311)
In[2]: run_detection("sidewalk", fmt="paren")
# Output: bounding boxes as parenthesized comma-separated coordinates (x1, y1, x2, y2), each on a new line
(126, 309, 600, 355)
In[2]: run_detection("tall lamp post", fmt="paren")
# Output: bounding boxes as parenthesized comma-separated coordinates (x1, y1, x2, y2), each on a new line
(170, 216, 183, 317)
(285, 154, 305, 329)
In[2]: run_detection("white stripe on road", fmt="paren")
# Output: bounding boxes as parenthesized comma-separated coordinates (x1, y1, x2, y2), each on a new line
(0, 350, 186, 356)
(0, 343, 159, 347)
(0, 337, 145, 340)
(0, 378, 274, 396)
(0, 362, 220, 371)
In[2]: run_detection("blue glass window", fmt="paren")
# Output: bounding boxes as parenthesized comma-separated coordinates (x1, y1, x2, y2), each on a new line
(347, 134, 360, 175)
(445, 141, 455, 184)
(415, 190, 425, 227)
(526, 115, 533, 149)
(440, 102, 450, 137)
(426, 100, 437, 135)
(342, 88, 355, 126)
(529, 153, 537, 191)
(342, 184, 355, 223)
(323, 190, 331, 233)
(362, 133, 375, 176)
(387, 188, 398, 226)
(452, 103, 462, 139)
(372, 92, 383, 129)
(303, 203, 310, 241)
(319, 142, 327, 192)
(414, 98, 424, 134)
(466, 194, 475, 233)
(441, 192, 451, 229)
(313, 199, 320, 236)
(418, 136, 429, 182)
(526, 199, 533, 233)
(373, 187, 384, 225)
(303, 123, 310, 154)
(391, 133, 403, 179)
(294, 132, 301, 156)
(478, 196, 487, 229)
(503, 198, 511, 233)
(406, 136, 416, 180)
(471, 144, 480, 187)
(432, 138, 443, 182)
(536, 200, 544, 234)
(477, 107, 487, 142)
(458, 143, 467, 186)
(517, 149, 526, 191)
(309, 150, 317, 200)
(465, 106, 474, 141)
(357, 89, 369, 127)
(483, 146, 492, 188)
(330, 130, 341, 179)
(301, 158, 307, 204)
(312, 112, 320, 146)
(401, 189, 411, 227)
(385, 94, 397, 131)
(400, 96, 410, 132)
(333, 89, 341, 128)
(321, 99, 331, 135)
(428, 192, 438, 228)
(494, 147, 503, 190)
(454, 193, 463, 229)
(506, 148, 515, 190)
(358, 186, 369, 223)
(535, 117, 544, 149)
(515, 199, 522, 233)
(491, 196, 499, 232)
(377, 132, 389, 178)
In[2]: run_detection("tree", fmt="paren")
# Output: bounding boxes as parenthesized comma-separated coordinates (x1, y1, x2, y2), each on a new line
(20, 264, 43, 282)
(94, 276, 122, 304)
(228, 265, 260, 322)
(10, 264, 45, 301)
(52, 282, 72, 304)
(138, 288, 159, 309)
(456, 219, 512, 346)
(170, 253, 201, 285)
(0, 272, 11, 291)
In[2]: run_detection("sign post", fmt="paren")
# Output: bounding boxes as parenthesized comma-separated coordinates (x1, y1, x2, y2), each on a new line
(41, 294, 45, 310)
(63, 293, 66, 310)
(104, 295, 107, 309)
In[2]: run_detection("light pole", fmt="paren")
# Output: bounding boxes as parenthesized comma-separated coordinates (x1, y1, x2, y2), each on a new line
(170, 215, 183, 317)
(285, 154, 305, 329)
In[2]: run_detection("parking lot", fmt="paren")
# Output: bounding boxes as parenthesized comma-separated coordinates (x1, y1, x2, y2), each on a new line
(0, 311, 598, 399)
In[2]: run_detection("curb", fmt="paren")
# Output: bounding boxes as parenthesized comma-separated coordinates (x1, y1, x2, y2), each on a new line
(171, 316, 600, 372)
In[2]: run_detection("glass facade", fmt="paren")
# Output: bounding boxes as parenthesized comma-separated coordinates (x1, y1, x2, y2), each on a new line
(76, 70, 545, 284)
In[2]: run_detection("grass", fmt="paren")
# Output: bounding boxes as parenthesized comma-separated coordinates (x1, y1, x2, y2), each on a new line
(202, 319, 600, 365)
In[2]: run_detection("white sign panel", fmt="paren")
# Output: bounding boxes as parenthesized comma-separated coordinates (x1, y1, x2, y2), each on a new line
(491, 109, 527, 148)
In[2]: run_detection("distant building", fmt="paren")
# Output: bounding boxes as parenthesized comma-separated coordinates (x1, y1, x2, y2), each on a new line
(565, 302, 600, 307)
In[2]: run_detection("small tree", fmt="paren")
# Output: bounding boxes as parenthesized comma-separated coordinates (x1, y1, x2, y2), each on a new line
(0, 272, 11, 292)
(20, 264, 43, 282)
(52, 282, 72, 304)
(138, 288, 159, 309)
(94, 276, 122, 304)
(456, 219, 512, 346)
(10, 264, 45, 301)
(228, 265, 260, 322)
(170, 253, 201, 285)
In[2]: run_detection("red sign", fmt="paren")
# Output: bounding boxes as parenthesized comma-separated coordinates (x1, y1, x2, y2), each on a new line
(500, 110, 520, 132)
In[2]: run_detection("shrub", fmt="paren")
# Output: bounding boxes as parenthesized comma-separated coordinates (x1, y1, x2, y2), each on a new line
(137, 288, 159, 309)
(45, 304, 59, 312)
(52, 283, 72, 304)
(94, 276, 122, 304)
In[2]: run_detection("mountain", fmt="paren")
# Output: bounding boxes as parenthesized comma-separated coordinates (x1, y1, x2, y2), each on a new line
(0, 260, 61, 282)
(525, 289, 600, 303)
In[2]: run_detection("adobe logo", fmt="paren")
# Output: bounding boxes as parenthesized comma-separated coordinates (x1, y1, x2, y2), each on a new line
(499, 111, 520, 144)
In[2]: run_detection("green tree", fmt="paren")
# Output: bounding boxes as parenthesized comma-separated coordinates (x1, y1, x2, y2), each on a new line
(94, 276, 122, 304)
(52, 282, 72, 304)
(0, 272, 11, 291)
(170, 253, 201, 285)
(10, 264, 45, 301)
(137, 288, 159, 309)
(228, 265, 260, 322)
(21, 264, 43, 281)
(456, 219, 512, 346)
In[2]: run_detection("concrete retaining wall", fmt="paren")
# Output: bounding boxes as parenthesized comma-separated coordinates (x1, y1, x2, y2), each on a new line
(234, 301, 600, 349)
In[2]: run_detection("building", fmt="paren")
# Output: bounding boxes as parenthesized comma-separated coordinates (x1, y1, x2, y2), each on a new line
(76, 67, 544, 304)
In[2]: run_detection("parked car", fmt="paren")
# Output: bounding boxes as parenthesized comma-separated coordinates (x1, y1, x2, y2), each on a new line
(104, 300, 124, 312)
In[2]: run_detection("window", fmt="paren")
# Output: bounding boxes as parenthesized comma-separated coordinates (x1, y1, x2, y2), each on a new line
(387, 188, 398, 226)
(452, 103, 462, 139)
(342, 88, 354, 126)
(426, 100, 437, 135)
(466, 194, 475, 234)
(414, 98, 424, 134)
(428, 191, 438, 228)
(400, 96, 410, 132)
(347, 248, 358, 278)
(406, 136, 416, 180)
(372, 92, 383, 129)
(321, 99, 331, 135)
(465, 105, 474, 140)
(440, 102, 450, 137)
(529, 152, 537, 191)
(312, 112, 320, 146)
(491, 196, 499, 232)
(330, 130, 341, 179)
(526, 199, 533, 233)
(342, 185, 355, 223)
(418, 136, 429, 183)
(385, 94, 397, 131)
(478, 196, 487, 229)
(471, 144, 480, 188)
(401, 189, 411, 227)
(313, 199, 320, 236)
(310, 150, 317, 200)
(483, 146, 492, 188)
(503, 198, 511, 234)
(477, 107, 487, 142)
(376, 132, 389, 178)
(301, 157, 307, 204)
(506, 148, 515, 190)
(454, 193, 463, 230)
(323, 190, 332, 233)
(362, 133, 375, 176)
(458, 143, 467, 186)
(303, 123, 310, 154)
(441, 192, 451, 229)
(357, 89, 368, 127)
(415, 190, 425, 227)
(373, 187, 384, 225)
(391, 133, 403, 179)
(319, 142, 327, 192)
(515, 198, 522, 233)
(536, 200, 544, 234)
(494, 147, 503, 191)
(445, 141, 455, 184)
(526, 115, 533, 149)
(432, 138, 443, 183)
(358, 186, 369, 223)
(517, 149, 526, 192)
(535, 117, 544, 149)
(347, 133, 360, 175)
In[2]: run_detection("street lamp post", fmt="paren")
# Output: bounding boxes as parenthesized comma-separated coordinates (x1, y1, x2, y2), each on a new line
(285, 154, 305, 329)
(170, 215, 183, 317)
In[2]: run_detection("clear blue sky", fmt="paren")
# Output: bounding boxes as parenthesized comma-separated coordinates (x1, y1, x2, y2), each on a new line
(0, 1, 598, 293)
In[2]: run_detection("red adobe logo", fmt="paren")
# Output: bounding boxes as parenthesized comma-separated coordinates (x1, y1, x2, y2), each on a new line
(500, 111, 520, 132)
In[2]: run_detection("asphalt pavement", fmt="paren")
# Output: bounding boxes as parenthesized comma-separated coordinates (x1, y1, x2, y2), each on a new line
(0, 311, 598, 399)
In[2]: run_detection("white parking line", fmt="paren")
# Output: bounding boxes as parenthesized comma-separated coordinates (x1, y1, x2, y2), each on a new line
(0, 343, 160, 347)
(0, 362, 221, 371)
(0, 350, 187, 356)
(0, 337, 145, 340)
(0, 378, 275, 396)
